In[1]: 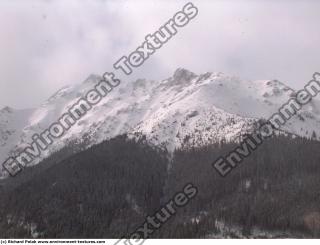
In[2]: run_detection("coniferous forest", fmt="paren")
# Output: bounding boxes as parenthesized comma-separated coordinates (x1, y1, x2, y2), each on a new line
(1, 134, 320, 238)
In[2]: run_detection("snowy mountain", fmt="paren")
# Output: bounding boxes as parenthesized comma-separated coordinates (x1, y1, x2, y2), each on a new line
(1, 68, 320, 178)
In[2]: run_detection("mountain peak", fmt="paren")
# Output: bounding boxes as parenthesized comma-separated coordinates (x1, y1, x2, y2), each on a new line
(173, 68, 197, 82)
(1, 70, 320, 179)
(82, 74, 101, 84)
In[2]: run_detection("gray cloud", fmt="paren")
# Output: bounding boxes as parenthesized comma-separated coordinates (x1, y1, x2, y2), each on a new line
(0, 0, 319, 109)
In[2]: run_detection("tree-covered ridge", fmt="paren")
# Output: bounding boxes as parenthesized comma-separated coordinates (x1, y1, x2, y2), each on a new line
(1, 135, 320, 238)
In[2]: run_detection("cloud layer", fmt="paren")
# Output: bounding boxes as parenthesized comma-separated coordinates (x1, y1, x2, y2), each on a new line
(0, 0, 320, 108)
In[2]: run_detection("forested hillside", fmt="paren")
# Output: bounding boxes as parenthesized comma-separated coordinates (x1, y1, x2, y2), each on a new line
(1, 135, 320, 238)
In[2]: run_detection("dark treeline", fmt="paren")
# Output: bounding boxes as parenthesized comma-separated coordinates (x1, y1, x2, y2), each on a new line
(1, 134, 320, 238)
(0, 135, 168, 238)
(160, 135, 320, 238)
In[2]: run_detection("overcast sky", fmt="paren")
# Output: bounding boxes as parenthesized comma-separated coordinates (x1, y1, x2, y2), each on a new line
(0, 0, 320, 109)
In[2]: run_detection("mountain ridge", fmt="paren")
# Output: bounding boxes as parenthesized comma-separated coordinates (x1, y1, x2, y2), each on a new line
(1, 68, 320, 178)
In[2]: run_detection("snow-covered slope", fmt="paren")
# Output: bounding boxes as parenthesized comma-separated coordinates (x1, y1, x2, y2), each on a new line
(1, 69, 320, 177)
(0, 106, 35, 164)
